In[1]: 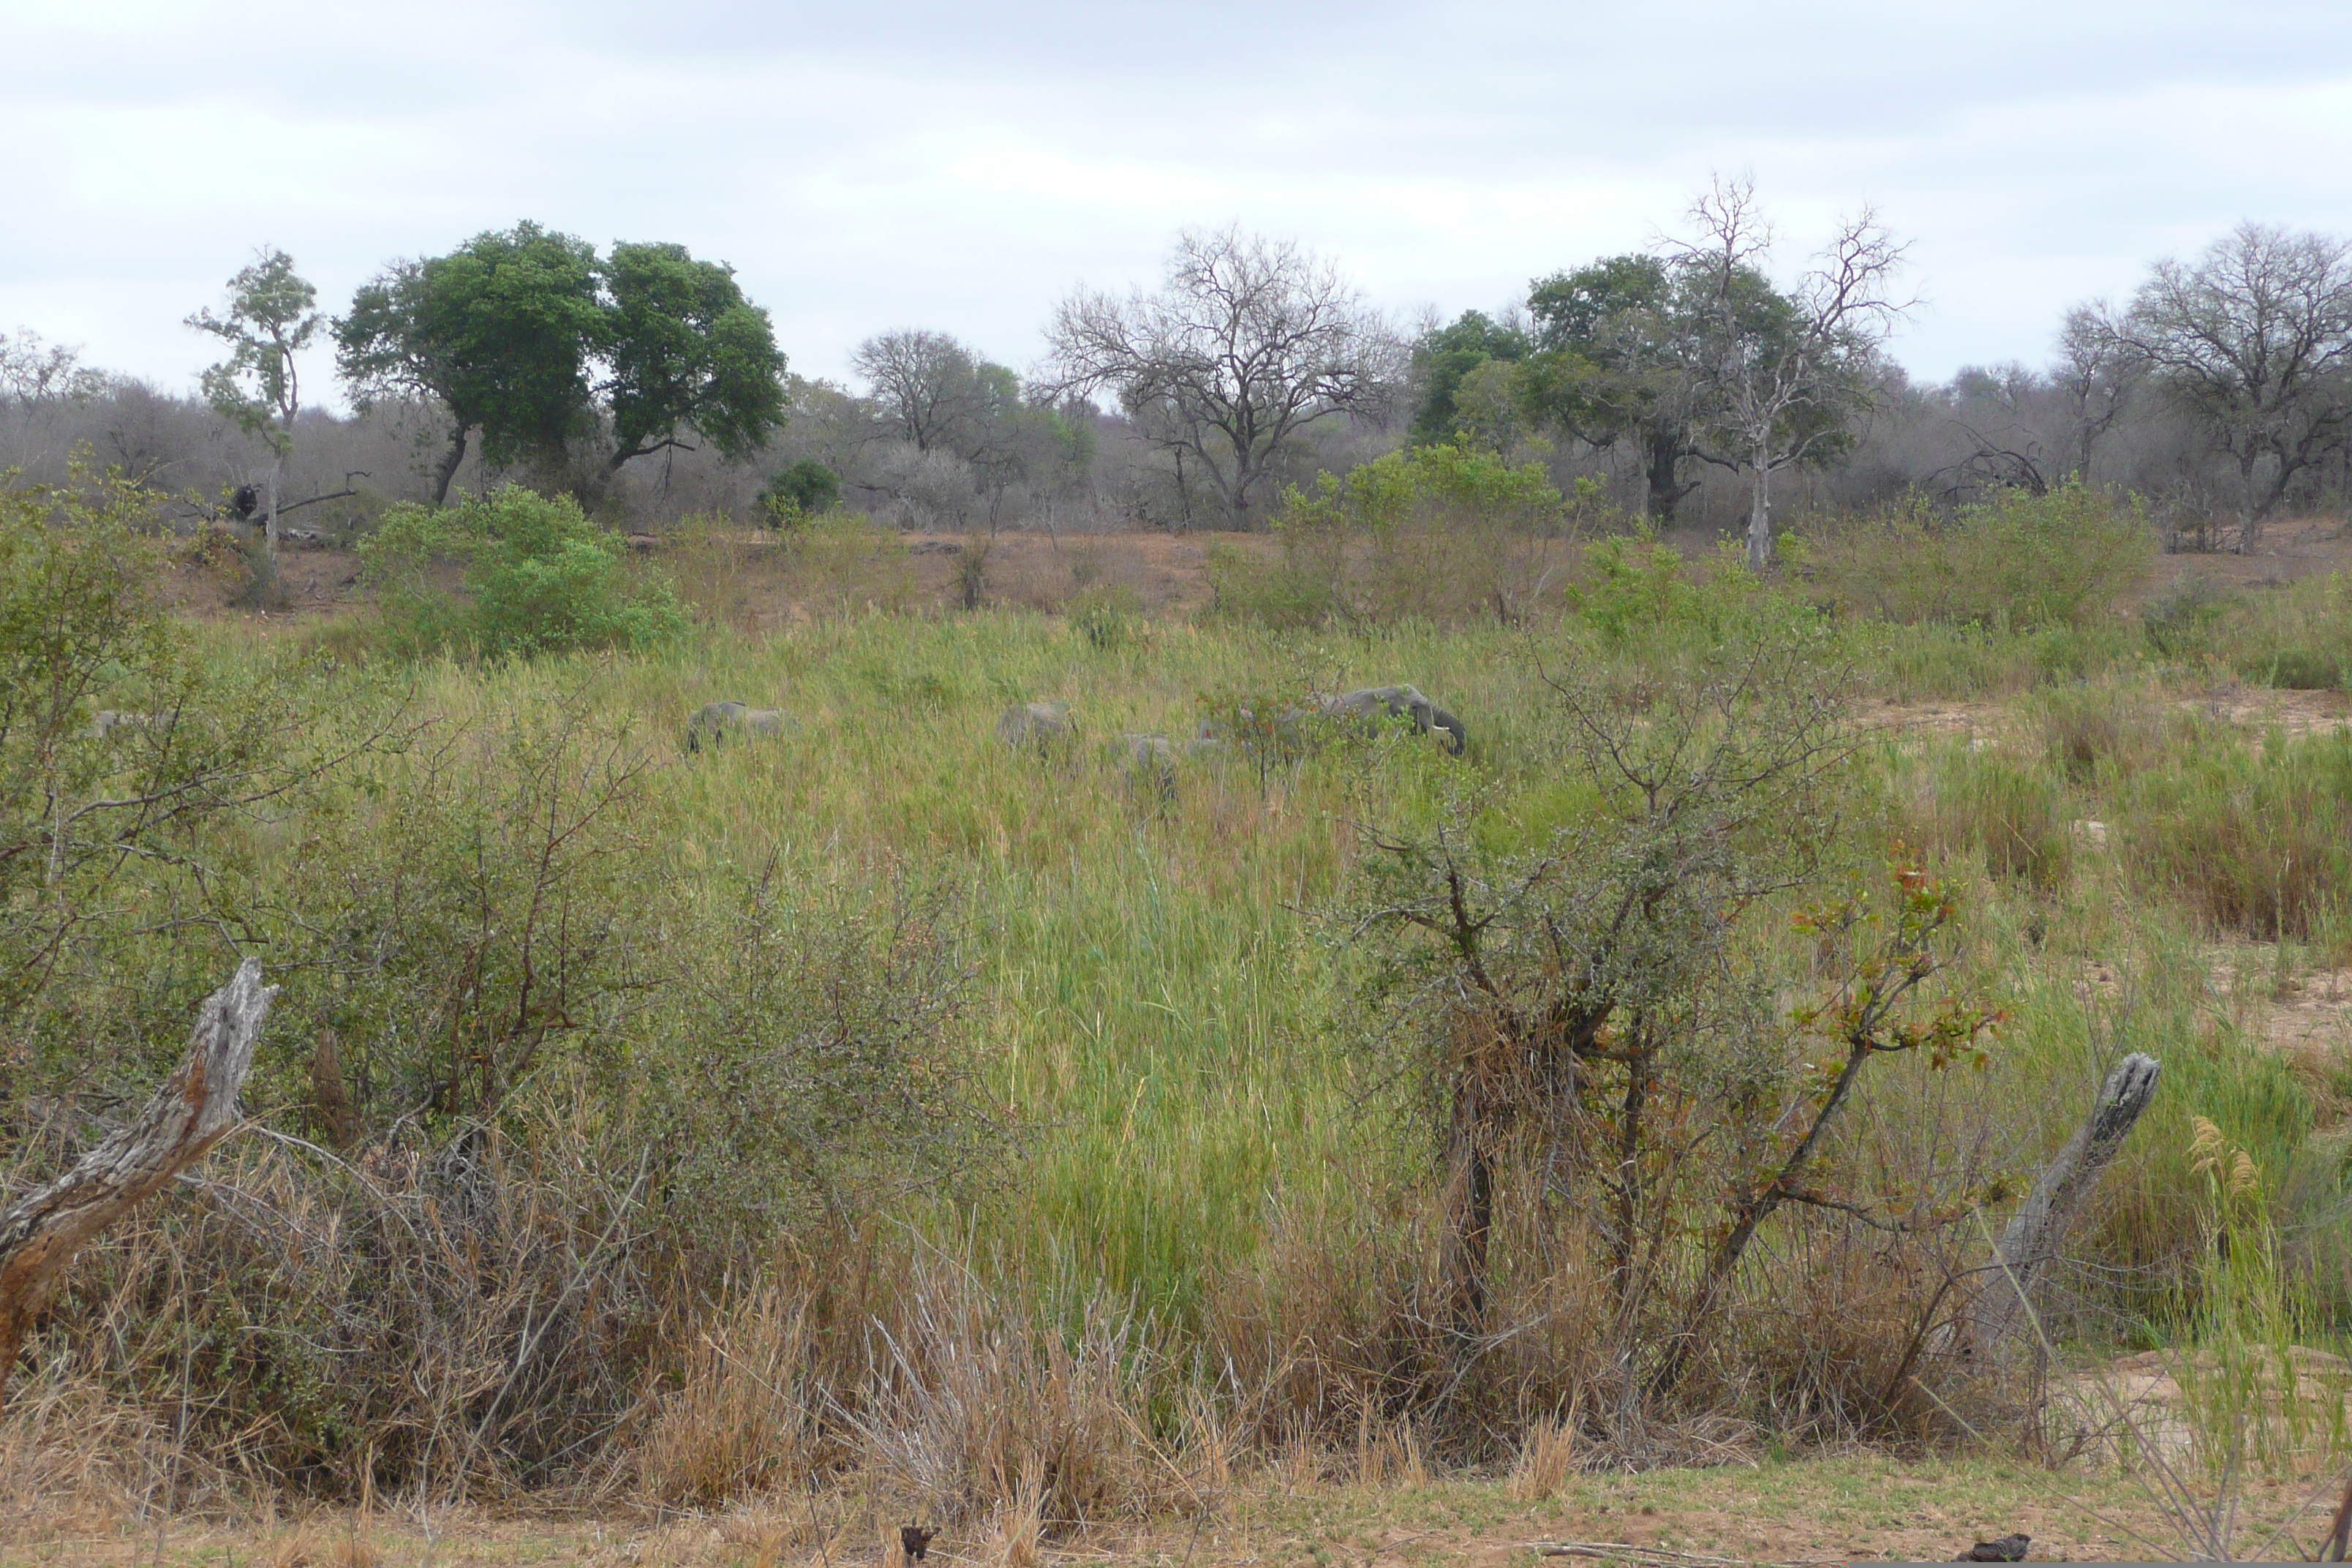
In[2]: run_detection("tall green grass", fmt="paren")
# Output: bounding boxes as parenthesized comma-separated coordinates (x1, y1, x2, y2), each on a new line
(24, 541, 2348, 1501)
(263, 608, 2343, 1342)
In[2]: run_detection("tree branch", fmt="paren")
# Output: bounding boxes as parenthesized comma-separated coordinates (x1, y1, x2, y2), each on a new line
(0, 959, 277, 1404)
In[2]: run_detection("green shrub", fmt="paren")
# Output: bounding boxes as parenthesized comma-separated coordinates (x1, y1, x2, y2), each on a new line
(361, 484, 687, 659)
(1068, 581, 1142, 649)
(774, 509, 915, 614)
(2144, 578, 2234, 660)
(1211, 443, 1572, 627)
(1814, 483, 2155, 633)
(1202, 541, 1337, 629)
(760, 457, 840, 524)
(1923, 747, 2073, 888)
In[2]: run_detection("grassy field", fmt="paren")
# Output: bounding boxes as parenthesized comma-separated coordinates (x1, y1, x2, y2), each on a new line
(5, 495, 2352, 1550)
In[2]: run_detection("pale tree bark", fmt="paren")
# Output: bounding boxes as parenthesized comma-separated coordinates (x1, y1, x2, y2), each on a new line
(1967, 1052, 2160, 1362)
(1665, 178, 1909, 573)
(0, 959, 277, 1404)
(1746, 434, 1775, 571)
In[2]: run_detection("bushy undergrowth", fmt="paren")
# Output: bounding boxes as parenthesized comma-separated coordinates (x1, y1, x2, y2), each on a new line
(1211, 444, 1588, 627)
(361, 483, 688, 657)
(3, 468, 2347, 1518)
(1809, 485, 2156, 633)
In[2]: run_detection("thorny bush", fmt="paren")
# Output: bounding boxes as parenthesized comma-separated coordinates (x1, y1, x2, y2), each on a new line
(1322, 625, 2008, 1452)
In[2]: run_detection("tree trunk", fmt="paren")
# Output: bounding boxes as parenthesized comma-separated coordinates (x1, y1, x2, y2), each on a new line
(1745, 436, 1774, 571)
(431, 421, 471, 507)
(264, 450, 284, 554)
(0, 960, 276, 1404)
(1645, 428, 1686, 522)
(1967, 1052, 2160, 1364)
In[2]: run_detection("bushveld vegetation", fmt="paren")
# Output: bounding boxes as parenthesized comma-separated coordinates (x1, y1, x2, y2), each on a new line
(2, 200, 2351, 1560)
(1, 448, 2348, 1555)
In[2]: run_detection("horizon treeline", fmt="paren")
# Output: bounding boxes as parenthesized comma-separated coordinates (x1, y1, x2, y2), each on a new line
(1, 202, 2348, 550)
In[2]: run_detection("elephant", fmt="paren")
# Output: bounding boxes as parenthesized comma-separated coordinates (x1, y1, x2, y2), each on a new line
(687, 700, 788, 754)
(996, 700, 1075, 753)
(1318, 685, 1467, 755)
(1194, 685, 1467, 758)
(1118, 733, 1180, 802)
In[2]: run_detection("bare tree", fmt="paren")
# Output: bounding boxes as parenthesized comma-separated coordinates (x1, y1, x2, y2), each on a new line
(0, 329, 109, 471)
(1046, 226, 1398, 528)
(2097, 223, 2352, 549)
(1666, 179, 1910, 570)
(0, 329, 105, 411)
(2054, 304, 2136, 482)
(854, 329, 973, 454)
(853, 329, 1088, 540)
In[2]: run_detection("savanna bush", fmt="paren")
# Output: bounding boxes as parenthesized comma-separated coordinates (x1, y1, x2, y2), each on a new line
(361, 483, 687, 659)
(1212, 443, 1577, 627)
(760, 456, 841, 522)
(0, 464, 353, 1055)
(1812, 483, 2155, 633)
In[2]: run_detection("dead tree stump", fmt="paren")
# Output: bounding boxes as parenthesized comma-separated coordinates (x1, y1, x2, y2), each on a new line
(0, 959, 277, 1404)
(1969, 1051, 2160, 1362)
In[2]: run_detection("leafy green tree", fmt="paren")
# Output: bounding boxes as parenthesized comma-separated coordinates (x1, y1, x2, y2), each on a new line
(1521, 254, 1705, 519)
(0, 464, 355, 1035)
(1407, 310, 1529, 445)
(598, 242, 788, 476)
(335, 222, 603, 504)
(361, 484, 687, 659)
(187, 248, 320, 548)
(759, 456, 840, 521)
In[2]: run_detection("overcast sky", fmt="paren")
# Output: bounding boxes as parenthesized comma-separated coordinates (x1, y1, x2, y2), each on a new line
(4, 0, 2348, 407)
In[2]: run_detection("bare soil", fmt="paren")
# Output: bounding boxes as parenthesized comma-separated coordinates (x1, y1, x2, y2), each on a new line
(7, 1455, 2345, 1567)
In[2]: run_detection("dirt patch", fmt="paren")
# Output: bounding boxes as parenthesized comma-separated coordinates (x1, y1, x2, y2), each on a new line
(2201, 686, 2352, 739)
(2052, 1346, 2352, 1467)
(6, 1455, 2345, 1567)
(158, 532, 366, 621)
(889, 528, 1267, 619)
(155, 528, 1273, 628)
(2141, 513, 2352, 606)
(1863, 697, 2008, 738)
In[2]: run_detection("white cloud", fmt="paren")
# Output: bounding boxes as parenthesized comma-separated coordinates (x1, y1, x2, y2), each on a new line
(2, 0, 2346, 399)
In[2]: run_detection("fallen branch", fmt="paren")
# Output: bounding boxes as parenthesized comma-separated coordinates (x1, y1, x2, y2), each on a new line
(1968, 1052, 2160, 1361)
(0, 958, 276, 1405)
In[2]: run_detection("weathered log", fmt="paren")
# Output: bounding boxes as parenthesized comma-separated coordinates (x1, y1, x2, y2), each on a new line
(1969, 1052, 2160, 1360)
(0, 959, 276, 1403)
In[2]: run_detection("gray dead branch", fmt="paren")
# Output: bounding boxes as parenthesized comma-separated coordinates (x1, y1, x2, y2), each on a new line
(0, 958, 276, 1404)
(1969, 1052, 2161, 1362)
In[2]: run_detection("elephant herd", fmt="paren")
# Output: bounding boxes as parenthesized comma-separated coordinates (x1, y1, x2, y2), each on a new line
(687, 685, 1467, 802)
